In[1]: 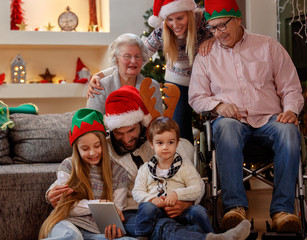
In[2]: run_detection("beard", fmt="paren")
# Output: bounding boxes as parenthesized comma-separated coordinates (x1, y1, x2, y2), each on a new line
(110, 126, 147, 156)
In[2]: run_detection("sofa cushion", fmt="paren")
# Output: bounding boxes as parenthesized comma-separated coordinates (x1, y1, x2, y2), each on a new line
(0, 163, 59, 240)
(0, 129, 13, 164)
(9, 111, 75, 163)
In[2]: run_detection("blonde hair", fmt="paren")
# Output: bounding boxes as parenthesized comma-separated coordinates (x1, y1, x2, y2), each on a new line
(162, 11, 196, 67)
(38, 132, 113, 239)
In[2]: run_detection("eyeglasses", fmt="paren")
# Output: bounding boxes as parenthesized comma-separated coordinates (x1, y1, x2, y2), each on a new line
(206, 18, 232, 33)
(120, 54, 143, 61)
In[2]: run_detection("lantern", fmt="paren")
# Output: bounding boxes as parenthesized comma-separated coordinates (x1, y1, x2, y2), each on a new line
(11, 54, 26, 83)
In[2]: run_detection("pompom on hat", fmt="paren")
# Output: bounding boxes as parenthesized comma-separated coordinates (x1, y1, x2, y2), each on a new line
(149, 0, 197, 28)
(69, 108, 106, 146)
(204, 0, 241, 22)
(104, 85, 151, 131)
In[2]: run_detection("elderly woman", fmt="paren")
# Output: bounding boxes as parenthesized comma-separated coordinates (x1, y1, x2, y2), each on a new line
(86, 33, 163, 115)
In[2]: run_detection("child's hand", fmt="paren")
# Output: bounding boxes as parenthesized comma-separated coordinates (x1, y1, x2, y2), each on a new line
(150, 197, 165, 208)
(105, 224, 124, 240)
(115, 206, 125, 222)
(164, 192, 178, 207)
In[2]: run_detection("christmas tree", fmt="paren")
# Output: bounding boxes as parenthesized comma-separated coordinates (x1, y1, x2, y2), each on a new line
(10, 0, 24, 30)
(140, 8, 166, 84)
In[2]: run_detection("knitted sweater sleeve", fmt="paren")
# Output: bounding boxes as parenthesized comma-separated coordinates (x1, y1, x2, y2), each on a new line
(112, 161, 129, 211)
(144, 27, 163, 57)
(174, 162, 202, 202)
(45, 157, 72, 202)
(132, 163, 156, 203)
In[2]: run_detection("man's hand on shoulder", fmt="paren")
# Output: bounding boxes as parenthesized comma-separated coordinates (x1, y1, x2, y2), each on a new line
(215, 103, 242, 120)
(47, 184, 73, 208)
(276, 110, 298, 125)
(163, 198, 193, 218)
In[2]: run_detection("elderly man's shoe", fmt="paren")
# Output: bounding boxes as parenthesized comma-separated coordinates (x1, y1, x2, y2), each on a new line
(222, 207, 246, 231)
(271, 212, 301, 232)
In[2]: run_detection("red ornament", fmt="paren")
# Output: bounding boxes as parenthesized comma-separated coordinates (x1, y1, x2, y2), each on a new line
(10, 0, 24, 30)
(89, 0, 98, 31)
(0, 73, 5, 85)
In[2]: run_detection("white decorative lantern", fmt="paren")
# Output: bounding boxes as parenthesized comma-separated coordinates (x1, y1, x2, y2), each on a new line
(11, 54, 26, 83)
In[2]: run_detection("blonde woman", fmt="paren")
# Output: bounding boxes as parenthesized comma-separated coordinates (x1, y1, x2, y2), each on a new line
(145, 0, 214, 143)
(39, 109, 134, 240)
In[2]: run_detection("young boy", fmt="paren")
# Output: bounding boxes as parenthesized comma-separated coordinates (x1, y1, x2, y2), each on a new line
(132, 116, 251, 240)
(132, 116, 212, 239)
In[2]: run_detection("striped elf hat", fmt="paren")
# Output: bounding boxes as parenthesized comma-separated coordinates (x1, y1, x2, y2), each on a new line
(204, 0, 241, 21)
(69, 108, 106, 146)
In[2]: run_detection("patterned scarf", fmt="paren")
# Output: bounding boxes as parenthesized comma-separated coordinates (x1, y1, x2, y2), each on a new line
(148, 153, 182, 197)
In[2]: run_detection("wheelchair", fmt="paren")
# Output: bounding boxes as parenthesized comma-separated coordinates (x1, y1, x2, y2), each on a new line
(193, 111, 307, 240)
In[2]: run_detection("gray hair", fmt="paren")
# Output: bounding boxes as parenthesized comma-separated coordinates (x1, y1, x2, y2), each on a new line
(109, 33, 148, 66)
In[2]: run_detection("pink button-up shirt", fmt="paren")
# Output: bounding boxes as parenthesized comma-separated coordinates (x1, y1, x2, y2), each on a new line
(189, 29, 304, 128)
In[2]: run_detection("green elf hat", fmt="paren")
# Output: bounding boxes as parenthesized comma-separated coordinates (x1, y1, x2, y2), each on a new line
(69, 108, 106, 146)
(204, 0, 241, 21)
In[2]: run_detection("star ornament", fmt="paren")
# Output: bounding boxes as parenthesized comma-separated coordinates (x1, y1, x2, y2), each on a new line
(16, 21, 27, 31)
(88, 24, 99, 32)
(39, 68, 56, 83)
(44, 22, 55, 31)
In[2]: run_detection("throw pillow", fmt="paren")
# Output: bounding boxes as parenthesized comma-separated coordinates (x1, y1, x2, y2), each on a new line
(9, 111, 75, 163)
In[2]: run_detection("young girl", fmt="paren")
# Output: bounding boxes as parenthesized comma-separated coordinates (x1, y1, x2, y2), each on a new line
(39, 108, 134, 240)
(132, 116, 251, 240)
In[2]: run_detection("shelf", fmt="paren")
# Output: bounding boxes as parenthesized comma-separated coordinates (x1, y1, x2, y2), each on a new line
(0, 83, 87, 99)
(0, 31, 117, 47)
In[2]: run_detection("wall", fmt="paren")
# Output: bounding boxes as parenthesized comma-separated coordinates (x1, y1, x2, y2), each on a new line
(246, 0, 278, 39)
(1, 0, 152, 114)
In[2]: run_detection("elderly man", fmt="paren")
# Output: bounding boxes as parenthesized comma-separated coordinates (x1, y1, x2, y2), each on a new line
(189, 0, 304, 233)
(47, 85, 251, 240)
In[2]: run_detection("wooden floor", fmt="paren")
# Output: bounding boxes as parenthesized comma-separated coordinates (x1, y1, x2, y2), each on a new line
(246, 186, 273, 239)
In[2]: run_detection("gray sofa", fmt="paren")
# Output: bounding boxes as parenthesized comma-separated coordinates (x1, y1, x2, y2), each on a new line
(0, 111, 75, 240)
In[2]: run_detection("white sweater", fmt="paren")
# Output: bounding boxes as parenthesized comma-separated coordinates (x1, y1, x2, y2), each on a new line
(132, 158, 202, 203)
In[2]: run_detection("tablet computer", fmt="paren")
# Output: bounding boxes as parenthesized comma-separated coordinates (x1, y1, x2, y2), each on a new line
(88, 202, 126, 235)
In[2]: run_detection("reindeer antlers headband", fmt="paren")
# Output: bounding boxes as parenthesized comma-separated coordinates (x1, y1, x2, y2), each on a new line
(140, 77, 180, 119)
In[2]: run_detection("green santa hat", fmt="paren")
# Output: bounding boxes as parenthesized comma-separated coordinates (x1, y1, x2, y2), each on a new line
(204, 0, 242, 21)
(69, 108, 106, 146)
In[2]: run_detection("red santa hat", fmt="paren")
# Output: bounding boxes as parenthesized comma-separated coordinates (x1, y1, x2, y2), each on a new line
(73, 57, 90, 83)
(148, 0, 197, 28)
(104, 85, 151, 131)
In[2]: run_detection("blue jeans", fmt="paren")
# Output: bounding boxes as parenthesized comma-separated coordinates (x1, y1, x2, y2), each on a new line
(123, 204, 213, 240)
(135, 202, 213, 237)
(45, 220, 136, 240)
(124, 207, 212, 240)
(166, 81, 193, 143)
(212, 115, 300, 215)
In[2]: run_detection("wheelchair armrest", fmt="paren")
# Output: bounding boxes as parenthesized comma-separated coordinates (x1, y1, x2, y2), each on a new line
(201, 111, 214, 151)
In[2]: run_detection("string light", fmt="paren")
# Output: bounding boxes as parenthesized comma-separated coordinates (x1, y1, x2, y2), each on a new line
(277, 0, 307, 43)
